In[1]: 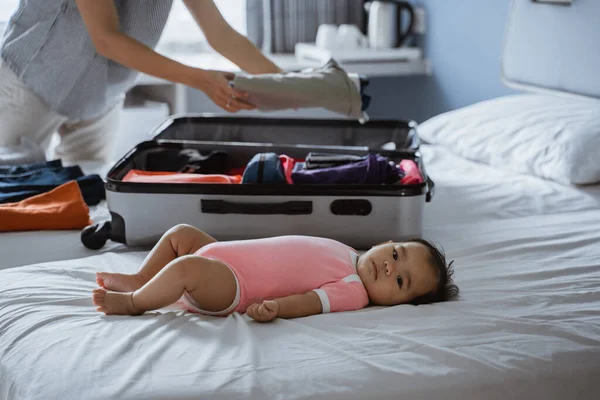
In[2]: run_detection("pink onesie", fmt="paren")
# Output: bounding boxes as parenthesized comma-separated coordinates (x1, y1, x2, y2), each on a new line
(179, 235, 369, 316)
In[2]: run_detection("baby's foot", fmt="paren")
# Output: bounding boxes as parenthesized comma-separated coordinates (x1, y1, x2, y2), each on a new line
(96, 272, 145, 292)
(92, 288, 143, 316)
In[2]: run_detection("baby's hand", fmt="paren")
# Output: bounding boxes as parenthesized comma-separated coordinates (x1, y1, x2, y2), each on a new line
(247, 300, 279, 322)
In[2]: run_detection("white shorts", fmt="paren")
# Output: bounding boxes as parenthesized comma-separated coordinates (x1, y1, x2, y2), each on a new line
(0, 60, 123, 163)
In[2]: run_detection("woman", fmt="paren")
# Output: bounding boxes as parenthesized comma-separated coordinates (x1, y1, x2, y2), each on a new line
(0, 0, 281, 162)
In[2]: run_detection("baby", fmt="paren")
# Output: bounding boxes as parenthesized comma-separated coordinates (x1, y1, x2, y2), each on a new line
(93, 224, 458, 322)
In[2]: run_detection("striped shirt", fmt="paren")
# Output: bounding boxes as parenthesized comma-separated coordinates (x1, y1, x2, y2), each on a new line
(0, 0, 173, 120)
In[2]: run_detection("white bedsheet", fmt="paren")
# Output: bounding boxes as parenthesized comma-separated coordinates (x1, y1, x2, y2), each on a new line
(1, 145, 600, 400)
(421, 144, 600, 225)
(0, 203, 129, 270)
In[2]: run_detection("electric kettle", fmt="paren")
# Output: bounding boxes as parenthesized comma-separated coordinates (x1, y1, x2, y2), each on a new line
(365, 1, 415, 49)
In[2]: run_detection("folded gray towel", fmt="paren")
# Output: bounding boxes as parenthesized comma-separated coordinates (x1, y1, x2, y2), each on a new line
(232, 59, 366, 120)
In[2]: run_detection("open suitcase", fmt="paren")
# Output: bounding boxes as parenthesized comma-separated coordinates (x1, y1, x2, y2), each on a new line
(82, 115, 434, 250)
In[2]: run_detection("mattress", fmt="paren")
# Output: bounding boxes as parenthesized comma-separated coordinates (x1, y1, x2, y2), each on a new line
(1, 145, 600, 400)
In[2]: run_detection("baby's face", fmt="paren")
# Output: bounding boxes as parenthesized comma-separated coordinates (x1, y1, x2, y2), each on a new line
(356, 242, 439, 306)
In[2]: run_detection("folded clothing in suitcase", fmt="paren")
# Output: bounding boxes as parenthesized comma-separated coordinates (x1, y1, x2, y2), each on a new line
(82, 116, 434, 251)
(232, 59, 369, 121)
(119, 150, 420, 186)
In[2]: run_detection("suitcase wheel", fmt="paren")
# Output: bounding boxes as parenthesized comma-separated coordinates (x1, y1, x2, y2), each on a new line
(81, 221, 112, 250)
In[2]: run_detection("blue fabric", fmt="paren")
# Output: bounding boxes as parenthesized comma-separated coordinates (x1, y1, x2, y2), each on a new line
(362, 94, 371, 111)
(0, 162, 105, 205)
(360, 79, 371, 111)
(242, 153, 287, 184)
(0, 159, 63, 175)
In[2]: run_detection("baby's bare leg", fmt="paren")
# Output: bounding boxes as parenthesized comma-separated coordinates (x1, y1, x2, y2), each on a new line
(93, 255, 237, 316)
(96, 224, 217, 292)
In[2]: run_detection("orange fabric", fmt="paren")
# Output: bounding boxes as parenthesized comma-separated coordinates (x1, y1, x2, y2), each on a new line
(123, 170, 242, 184)
(0, 181, 91, 232)
(226, 167, 246, 176)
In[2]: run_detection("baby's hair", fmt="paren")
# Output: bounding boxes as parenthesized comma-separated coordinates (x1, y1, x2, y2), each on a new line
(406, 238, 459, 305)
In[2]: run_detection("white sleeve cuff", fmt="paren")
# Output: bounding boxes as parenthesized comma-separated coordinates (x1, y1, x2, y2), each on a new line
(342, 274, 362, 284)
(313, 289, 331, 313)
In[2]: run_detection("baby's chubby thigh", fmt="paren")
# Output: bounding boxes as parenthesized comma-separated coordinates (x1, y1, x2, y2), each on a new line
(181, 255, 238, 313)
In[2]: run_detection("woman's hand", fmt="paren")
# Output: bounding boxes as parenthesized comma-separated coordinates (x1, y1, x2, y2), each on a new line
(246, 300, 279, 322)
(191, 69, 256, 113)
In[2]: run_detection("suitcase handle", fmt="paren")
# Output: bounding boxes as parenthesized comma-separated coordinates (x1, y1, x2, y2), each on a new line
(426, 177, 435, 203)
(201, 200, 313, 215)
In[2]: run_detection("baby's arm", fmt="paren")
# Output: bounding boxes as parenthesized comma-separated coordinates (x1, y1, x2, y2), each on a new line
(246, 292, 322, 322)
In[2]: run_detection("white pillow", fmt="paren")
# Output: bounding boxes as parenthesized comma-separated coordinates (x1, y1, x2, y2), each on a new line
(418, 94, 600, 185)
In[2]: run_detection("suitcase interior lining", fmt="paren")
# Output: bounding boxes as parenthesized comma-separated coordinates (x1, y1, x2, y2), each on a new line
(151, 117, 420, 150)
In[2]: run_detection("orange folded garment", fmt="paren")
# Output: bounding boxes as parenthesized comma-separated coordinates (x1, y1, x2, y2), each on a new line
(123, 170, 242, 184)
(0, 180, 92, 232)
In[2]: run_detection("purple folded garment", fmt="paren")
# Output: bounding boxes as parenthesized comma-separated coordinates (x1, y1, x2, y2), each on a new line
(291, 153, 404, 184)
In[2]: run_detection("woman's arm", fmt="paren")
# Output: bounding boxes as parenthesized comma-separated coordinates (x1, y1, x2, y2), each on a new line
(75, 0, 253, 112)
(183, 0, 283, 74)
(246, 292, 323, 322)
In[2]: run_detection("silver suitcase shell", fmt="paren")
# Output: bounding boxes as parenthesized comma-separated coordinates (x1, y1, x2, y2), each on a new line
(96, 115, 434, 250)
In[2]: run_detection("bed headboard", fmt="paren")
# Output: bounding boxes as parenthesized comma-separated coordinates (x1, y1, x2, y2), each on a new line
(502, 0, 600, 100)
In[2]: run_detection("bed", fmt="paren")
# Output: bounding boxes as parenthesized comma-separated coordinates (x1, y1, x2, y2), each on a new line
(2, 141, 600, 400)
(3, 1, 600, 398)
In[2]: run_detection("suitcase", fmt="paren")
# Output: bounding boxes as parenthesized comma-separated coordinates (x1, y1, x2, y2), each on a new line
(81, 115, 435, 250)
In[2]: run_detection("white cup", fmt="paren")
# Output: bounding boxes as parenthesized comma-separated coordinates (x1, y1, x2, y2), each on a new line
(336, 24, 369, 50)
(316, 24, 339, 50)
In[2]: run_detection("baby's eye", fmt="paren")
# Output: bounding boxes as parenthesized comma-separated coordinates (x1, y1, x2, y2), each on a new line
(397, 276, 403, 288)
(393, 249, 398, 260)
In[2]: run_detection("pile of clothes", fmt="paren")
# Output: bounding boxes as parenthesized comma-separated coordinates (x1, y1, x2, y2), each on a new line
(122, 149, 423, 186)
(0, 158, 105, 232)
